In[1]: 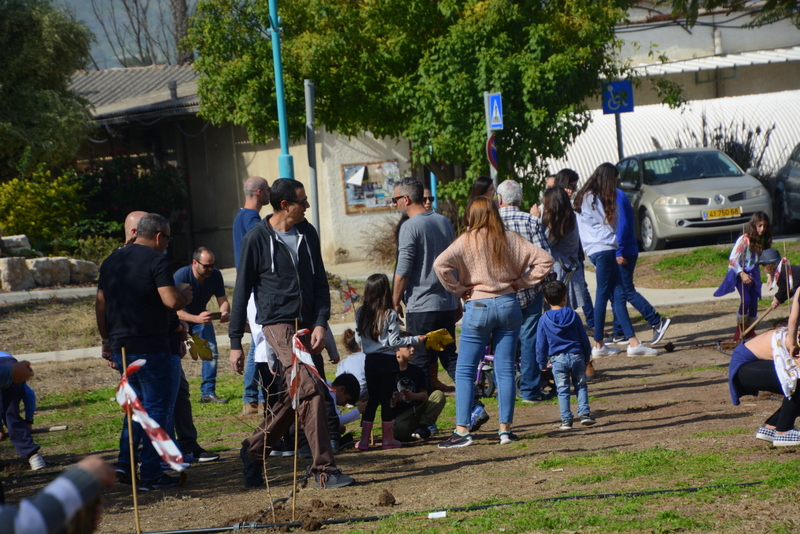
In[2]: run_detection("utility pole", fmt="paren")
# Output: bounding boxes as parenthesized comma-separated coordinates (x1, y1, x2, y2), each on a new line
(268, 0, 294, 179)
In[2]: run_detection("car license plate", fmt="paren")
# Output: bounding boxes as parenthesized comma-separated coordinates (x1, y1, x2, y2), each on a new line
(702, 206, 742, 220)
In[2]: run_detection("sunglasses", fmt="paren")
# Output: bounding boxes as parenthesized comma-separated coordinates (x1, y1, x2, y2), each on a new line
(391, 195, 407, 205)
(423, 196, 435, 203)
(197, 262, 215, 269)
(160, 232, 173, 243)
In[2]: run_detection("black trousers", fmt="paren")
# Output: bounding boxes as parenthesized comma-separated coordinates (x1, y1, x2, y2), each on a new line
(734, 360, 800, 432)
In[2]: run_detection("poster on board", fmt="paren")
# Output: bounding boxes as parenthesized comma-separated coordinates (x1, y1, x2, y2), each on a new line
(342, 160, 401, 214)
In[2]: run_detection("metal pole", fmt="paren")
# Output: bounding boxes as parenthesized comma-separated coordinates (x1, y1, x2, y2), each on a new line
(430, 170, 438, 212)
(483, 91, 498, 187)
(615, 113, 624, 160)
(268, 0, 294, 179)
(304, 80, 319, 229)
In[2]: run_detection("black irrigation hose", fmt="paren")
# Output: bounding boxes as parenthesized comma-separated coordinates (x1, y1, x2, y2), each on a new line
(135, 481, 763, 534)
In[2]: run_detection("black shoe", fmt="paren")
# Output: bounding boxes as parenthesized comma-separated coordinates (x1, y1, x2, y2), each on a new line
(240, 446, 264, 487)
(411, 425, 431, 440)
(314, 469, 354, 489)
(193, 448, 220, 462)
(201, 394, 229, 404)
(115, 464, 132, 485)
(139, 474, 182, 492)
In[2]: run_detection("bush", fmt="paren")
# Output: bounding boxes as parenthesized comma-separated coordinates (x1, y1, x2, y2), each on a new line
(72, 236, 120, 265)
(0, 168, 85, 250)
(358, 215, 401, 268)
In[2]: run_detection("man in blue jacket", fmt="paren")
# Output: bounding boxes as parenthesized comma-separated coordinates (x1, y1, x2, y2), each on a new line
(228, 178, 354, 489)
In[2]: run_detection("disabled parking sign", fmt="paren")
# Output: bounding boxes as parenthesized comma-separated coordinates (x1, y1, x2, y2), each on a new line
(602, 80, 634, 115)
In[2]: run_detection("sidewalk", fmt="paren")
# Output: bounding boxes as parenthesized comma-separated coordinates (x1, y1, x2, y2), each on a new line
(11, 259, 752, 364)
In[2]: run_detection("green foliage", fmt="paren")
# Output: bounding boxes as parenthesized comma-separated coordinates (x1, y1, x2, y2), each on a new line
(649, 77, 687, 109)
(0, 0, 94, 180)
(0, 168, 85, 249)
(188, 0, 630, 190)
(0, 155, 188, 258)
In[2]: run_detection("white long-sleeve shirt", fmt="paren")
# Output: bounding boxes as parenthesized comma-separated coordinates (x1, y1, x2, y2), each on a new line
(576, 193, 618, 258)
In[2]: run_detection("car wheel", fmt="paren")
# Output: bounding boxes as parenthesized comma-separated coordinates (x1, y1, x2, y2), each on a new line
(640, 212, 665, 251)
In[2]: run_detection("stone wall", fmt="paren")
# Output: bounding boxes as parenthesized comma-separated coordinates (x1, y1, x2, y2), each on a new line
(0, 256, 98, 292)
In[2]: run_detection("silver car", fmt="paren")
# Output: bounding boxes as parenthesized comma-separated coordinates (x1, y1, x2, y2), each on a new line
(616, 148, 772, 251)
(775, 142, 800, 233)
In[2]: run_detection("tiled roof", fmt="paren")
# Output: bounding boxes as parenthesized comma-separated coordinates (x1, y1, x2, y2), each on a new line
(70, 64, 199, 123)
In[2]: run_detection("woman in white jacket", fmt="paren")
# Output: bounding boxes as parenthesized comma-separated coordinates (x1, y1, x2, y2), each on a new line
(573, 163, 657, 357)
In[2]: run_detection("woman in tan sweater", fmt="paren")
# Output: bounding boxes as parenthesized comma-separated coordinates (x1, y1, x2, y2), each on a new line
(434, 197, 553, 448)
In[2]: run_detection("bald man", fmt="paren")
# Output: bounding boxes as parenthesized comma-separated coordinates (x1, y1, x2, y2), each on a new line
(233, 177, 270, 415)
(124, 211, 148, 245)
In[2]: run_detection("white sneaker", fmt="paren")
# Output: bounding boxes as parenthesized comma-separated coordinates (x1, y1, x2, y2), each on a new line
(29, 453, 46, 471)
(592, 345, 620, 358)
(627, 344, 658, 356)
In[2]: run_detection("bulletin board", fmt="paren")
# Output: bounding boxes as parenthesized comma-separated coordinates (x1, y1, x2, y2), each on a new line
(341, 160, 401, 214)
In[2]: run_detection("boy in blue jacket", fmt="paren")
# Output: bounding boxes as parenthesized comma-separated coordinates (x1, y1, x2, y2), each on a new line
(536, 281, 597, 429)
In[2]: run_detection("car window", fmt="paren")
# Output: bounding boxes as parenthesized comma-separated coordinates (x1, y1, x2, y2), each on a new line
(616, 160, 628, 182)
(626, 159, 640, 184)
(642, 151, 742, 183)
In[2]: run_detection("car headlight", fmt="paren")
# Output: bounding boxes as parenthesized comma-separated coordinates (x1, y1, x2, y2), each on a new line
(656, 196, 689, 206)
(745, 186, 766, 199)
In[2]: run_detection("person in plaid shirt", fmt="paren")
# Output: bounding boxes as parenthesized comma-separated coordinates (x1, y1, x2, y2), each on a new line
(497, 179, 554, 402)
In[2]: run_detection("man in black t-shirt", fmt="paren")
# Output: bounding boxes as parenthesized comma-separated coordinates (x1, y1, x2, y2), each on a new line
(96, 213, 192, 491)
(391, 344, 446, 442)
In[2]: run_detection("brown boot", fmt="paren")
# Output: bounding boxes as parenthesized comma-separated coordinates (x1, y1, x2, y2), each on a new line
(242, 402, 259, 416)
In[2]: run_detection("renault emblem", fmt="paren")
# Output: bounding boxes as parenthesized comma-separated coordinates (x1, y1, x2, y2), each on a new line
(714, 194, 724, 205)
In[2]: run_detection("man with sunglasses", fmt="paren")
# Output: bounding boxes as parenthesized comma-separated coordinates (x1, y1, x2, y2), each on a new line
(229, 178, 354, 489)
(392, 177, 460, 398)
(96, 213, 193, 490)
(174, 247, 230, 404)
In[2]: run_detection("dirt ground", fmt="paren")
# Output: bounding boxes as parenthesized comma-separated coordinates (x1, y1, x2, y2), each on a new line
(2, 299, 796, 533)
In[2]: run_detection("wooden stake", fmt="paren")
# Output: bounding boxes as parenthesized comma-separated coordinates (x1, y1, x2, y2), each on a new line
(292, 318, 299, 522)
(743, 307, 774, 337)
(122, 348, 142, 534)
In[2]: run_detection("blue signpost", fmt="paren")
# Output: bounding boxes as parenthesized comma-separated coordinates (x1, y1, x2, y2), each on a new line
(484, 92, 503, 186)
(268, 0, 294, 180)
(603, 80, 634, 161)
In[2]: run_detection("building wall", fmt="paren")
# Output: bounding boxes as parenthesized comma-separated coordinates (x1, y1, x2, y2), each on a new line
(171, 117, 411, 268)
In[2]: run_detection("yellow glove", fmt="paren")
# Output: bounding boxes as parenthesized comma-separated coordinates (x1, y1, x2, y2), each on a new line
(425, 328, 455, 351)
(187, 333, 213, 361)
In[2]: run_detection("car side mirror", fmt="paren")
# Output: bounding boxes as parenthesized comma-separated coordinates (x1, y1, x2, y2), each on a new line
(619, 181, 637, 192)
(746, 167, 759, 177)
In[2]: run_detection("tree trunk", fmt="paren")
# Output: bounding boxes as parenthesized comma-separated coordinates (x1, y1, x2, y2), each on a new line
(171, 0, 192, 64)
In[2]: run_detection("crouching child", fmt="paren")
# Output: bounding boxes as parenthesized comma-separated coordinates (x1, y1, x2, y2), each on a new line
(536, 281, 596, 430)
(392, 338, 445, 441)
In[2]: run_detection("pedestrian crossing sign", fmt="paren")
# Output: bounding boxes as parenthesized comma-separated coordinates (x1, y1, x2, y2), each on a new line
(489, 92, 503, 130)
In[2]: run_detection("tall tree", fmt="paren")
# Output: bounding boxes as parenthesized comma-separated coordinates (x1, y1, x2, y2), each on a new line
(187, 0, 629, 187)
(90, 0, 193, 66)
(0, 0, 93, 180)
(661, 0, 800, 28)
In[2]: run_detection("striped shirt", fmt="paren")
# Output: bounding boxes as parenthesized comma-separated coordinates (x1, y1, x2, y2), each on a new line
(499, 206, 552, 308)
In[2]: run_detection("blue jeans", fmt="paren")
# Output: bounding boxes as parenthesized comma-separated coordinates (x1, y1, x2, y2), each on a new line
(551, 353, 590, 423)
(242, 342, 264, 404)
(456, 294, 522, 429)
(192, 323, 219, 398)
(113, 351, 181, 481)
(612, 254, 660, 336)
(589, 250, 634, 341)
(519, 293, 544, 400)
